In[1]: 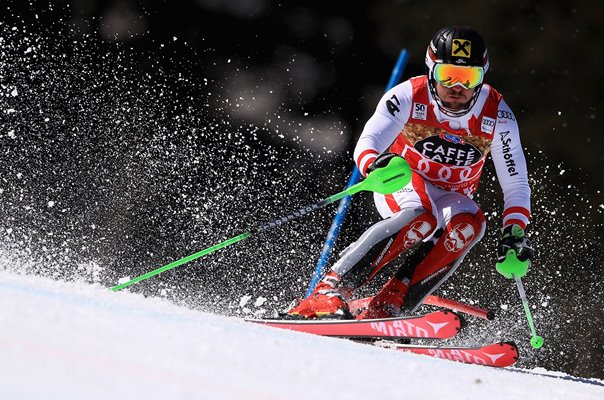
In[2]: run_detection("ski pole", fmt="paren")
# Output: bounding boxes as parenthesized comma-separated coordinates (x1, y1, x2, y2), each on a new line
(513, 273, 544, 349)
(111, 156, 412, 292)
(306, 48, 410, 297)
(423, 295, 494, 320)
(496, 249, 544, 348)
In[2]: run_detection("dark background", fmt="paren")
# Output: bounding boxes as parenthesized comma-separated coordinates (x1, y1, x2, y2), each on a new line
(1, 0, 603, 379)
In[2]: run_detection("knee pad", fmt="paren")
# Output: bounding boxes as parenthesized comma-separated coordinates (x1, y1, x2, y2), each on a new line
(441, 210, 486, 254)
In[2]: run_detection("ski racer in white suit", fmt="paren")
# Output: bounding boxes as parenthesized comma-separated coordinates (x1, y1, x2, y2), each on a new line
(289, 26, 535, 319)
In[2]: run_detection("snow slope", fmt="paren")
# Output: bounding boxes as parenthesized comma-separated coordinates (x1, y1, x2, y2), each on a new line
(1, 270, 602, 400)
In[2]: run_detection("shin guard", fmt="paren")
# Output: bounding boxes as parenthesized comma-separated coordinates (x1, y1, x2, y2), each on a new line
(404, 210, 486, 311)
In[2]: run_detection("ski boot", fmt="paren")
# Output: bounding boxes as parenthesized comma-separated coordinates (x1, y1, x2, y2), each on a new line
(356, 276, 408, 320)
(287, 271, 353, 319)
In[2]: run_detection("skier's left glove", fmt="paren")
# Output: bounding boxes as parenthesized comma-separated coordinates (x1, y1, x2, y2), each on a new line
(496, 224, 535, 278)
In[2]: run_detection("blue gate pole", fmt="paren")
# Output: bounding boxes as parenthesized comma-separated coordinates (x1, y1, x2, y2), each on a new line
(305, 49, 410, 297)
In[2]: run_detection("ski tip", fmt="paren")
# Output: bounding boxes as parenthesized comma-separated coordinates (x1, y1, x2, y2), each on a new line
(501, 340, 519, 351)
(500, 341, 520, 362)
(443, 309, 466, 329)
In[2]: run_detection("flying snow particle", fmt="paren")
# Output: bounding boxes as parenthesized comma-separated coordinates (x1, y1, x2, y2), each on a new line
(10, 88, 18, 96)
(239, 295, 252, 307)
(253, 309, 267, 317)
(47, 201, 55, 208)
(254, 297, 267, 307)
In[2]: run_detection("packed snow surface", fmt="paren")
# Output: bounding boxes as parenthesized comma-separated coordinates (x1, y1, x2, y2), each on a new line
(1, 270, 602, 400)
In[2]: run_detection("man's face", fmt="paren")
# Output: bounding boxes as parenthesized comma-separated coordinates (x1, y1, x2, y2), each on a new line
(435, 82, 476, 110)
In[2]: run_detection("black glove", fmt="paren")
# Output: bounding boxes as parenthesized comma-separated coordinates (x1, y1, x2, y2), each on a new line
(366, 153, 400, 175)
(497, 224, 535, 264)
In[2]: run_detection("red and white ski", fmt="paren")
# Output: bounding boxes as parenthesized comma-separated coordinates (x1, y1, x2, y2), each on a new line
(374, 341, 519, 367)
(349, 295, 494, 320)
(247, 310, 461, 339)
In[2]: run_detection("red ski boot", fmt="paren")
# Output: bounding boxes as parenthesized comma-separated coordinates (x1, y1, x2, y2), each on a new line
(287, 272, 353, 319)
(357, 276, 408, 320)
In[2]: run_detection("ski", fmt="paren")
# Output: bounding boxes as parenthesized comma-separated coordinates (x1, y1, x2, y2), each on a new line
(247, 310, 461, 339)
(373, 341, 519, 367)
(349, 295, 494, 320)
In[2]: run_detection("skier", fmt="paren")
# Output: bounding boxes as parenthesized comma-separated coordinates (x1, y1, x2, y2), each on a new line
(288, 26, 535, 319)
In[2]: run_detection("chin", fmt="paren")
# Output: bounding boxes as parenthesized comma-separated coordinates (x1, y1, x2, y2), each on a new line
(443, 101, 467, 110)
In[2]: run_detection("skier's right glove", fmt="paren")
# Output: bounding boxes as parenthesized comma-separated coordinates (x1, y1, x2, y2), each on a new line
(496, 224, 535, 278)
(366, 152, 400, 175)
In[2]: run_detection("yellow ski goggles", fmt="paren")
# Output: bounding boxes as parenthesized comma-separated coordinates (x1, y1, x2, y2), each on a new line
(433, 64, 484, 89)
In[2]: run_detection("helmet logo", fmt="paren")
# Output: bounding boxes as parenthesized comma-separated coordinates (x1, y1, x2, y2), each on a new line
(452, 39, 471, 58)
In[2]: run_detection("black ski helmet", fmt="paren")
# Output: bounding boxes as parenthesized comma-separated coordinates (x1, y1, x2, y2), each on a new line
(425, 26, 489, 117)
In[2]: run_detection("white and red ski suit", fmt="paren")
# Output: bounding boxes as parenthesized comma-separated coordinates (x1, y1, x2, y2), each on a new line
(332, 75, 531, 312)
